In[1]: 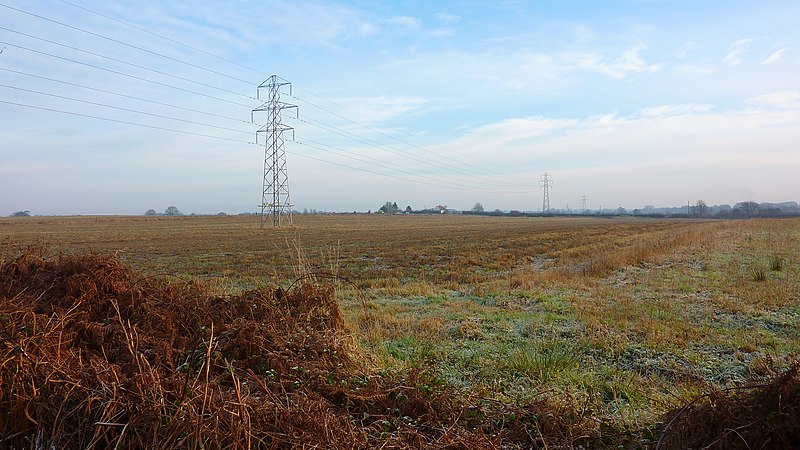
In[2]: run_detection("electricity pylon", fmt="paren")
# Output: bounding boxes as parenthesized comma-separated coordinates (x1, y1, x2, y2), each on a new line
(539, 173, 552, 213)
(252, 75, 297, 227)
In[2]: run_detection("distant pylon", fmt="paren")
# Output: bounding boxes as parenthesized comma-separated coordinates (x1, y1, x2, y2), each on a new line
(539, 173, 552, 212)
(581, 194, 588, 213)
(252, 75, 297, 227)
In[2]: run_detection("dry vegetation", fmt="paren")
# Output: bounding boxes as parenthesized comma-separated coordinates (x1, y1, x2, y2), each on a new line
(1, 214, 799, 448)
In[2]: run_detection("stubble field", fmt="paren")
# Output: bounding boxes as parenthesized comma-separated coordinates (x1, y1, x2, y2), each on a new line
(1, 214, 798, 448)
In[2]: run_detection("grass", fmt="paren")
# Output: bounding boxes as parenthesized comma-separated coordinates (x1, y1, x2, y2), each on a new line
(2, 214, 799, 447)
(770, 255, 784, 271)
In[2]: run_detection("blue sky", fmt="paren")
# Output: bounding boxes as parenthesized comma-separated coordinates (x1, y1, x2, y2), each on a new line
(1, 0, 798, 215)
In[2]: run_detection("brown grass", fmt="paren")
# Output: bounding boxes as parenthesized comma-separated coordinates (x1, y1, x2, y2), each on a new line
(0, 214, 722, 294)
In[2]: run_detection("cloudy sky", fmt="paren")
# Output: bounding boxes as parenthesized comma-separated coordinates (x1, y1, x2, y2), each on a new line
(1, 0, 798, 215)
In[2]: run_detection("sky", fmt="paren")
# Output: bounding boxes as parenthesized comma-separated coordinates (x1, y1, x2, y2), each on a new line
(1, 0, 799, 215)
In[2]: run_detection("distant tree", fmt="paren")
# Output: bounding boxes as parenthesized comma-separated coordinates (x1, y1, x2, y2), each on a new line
(616, 207, 627, 215)
(145, 209, 158, 216)
(11, 210, 31, 217)
(740, 201, 759, 216)
(691, 200, 709, 217)
(405, 205, 413, 214)
(379, 201, 399, 214)
(164, 206, 182, 216)
(472, 202, 485, 213)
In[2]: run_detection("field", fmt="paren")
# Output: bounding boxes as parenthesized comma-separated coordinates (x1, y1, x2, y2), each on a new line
(2, 214, 799, 448)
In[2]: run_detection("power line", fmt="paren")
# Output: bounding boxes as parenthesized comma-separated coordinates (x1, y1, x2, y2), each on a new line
(0, 67, 254, 125)
(295, 137, 526, 194)
(290, 93, 519, 183)
(289, 102, 534, 189)
(2, 3, 538, 200)
(0, 78, 520, 194)
(56, 0, 266, 78)
(55, 0, 479, 177)
(0, 25, 257, 100)
(293, 140, 513, 193)
(0, 99, 254, 143)
(38, 0, 534, 191)
(289, 88, 508, 179)
(1, 97, 530, 196)
(289, 114, 511, 185)
(0, 2, 257, 86)
(0, 75, 525, 194)
(0, 83, 254, 135)
(0, 41, 256, 109)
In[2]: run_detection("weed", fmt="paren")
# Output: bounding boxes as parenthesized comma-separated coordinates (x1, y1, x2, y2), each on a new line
(752, 267, 767, 282)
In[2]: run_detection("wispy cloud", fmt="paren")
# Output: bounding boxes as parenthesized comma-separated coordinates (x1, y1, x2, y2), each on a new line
(762, 47, 789, 64)
(444, 116, 576, 157)
(639, 103, 713, 118)
(747, 91, 800, 109)
(435, 12, 461, 24)
(325, 96, 428, 123)
(466, 116, 576, 141)
(724, 38, 753, 65)
(386, 15, 422, 32)
(675, 40, 696, 59)
(357, 22, 380, 36)
(673, 65, 714, 76)
(570, 45, 660, 79)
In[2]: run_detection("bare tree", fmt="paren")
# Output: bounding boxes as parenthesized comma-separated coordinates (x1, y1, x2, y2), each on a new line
(691, 200, 709, 217)
(740, 201, 759, 216)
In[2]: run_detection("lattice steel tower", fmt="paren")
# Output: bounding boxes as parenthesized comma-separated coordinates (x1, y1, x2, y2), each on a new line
(539, 173, 552, 213)
(252, 75, 297, 227)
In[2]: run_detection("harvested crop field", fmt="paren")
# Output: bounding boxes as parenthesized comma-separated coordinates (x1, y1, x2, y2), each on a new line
(1, 214, 799, 448)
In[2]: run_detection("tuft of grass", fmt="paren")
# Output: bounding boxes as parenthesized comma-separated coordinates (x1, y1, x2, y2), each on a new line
(502, 341, 580, 382)
(769, 255, 784, 272)
(752, 267, 767, 282)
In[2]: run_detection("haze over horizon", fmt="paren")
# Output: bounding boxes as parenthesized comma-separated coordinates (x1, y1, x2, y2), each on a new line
(2, 0, 799, 216)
